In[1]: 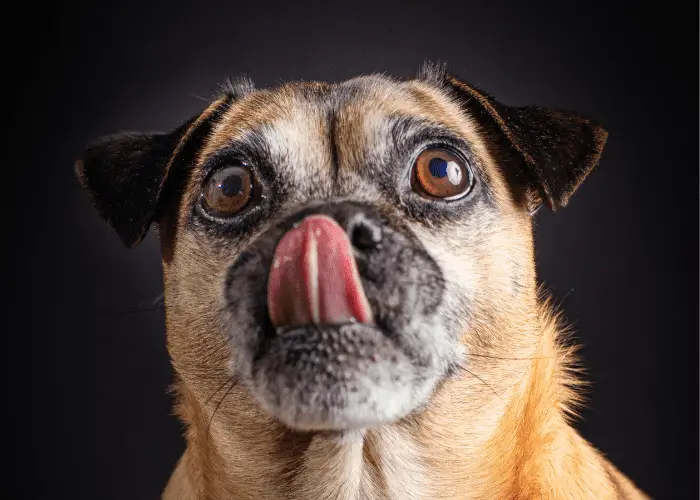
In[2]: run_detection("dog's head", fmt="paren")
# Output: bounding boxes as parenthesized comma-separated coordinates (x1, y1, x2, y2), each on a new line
(76, 64, 606, 432)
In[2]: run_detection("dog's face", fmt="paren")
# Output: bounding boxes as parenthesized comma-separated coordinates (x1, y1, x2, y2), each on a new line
(76, 65, 606, 433)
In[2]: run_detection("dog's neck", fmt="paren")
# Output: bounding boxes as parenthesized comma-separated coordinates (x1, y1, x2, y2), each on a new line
(164, 301, 626, 500)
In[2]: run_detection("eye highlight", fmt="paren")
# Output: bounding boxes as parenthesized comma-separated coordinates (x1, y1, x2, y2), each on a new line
(202, 165, 255, 216)
(411, 148, 474, 200)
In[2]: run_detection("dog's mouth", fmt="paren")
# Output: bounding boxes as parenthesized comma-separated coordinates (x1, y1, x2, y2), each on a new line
(225, 204, 457, 432)
(267, 214, 375, 330)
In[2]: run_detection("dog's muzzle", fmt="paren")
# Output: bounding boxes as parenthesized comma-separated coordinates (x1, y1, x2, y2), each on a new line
(223, 201, 454, 431)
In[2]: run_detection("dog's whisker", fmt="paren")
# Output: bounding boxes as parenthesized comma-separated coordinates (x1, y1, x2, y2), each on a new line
(204, 375, 237, 405)
(469, 353, 555, 361)
(189, 93, 211, 102)
(101, 305, 165, 316)
(151, 292, 165, 307)
(206, 380, 236, 439)
(459, 365, 502, 399)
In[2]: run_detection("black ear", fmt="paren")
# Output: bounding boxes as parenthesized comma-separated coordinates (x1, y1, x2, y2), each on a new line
(75, 96, 232, 247)
(440, 72, 608, 211)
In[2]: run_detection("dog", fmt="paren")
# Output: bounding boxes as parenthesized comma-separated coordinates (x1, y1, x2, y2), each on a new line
(75, 62, 648, 499)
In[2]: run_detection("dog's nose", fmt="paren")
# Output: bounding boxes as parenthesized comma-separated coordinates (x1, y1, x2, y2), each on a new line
(342, 209, 383, 251)
(267, 204, 380, 329)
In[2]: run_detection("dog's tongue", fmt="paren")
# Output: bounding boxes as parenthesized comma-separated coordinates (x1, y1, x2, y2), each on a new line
(267, 215, 373, 329)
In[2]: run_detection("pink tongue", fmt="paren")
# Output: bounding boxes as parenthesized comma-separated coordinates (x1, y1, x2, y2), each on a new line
(267, 215, 374, 328)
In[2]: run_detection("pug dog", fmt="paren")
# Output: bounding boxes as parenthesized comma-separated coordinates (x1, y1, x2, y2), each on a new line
(75, 62, 647, 499)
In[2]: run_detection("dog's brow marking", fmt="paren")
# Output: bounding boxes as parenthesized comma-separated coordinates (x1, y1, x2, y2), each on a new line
(328, 105, 341, 191)
(161, 96, 231, 194)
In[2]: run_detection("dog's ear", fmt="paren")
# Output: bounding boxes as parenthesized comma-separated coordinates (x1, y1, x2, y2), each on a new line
(425, 66, 608, 211)
(75, 96, 232, 248)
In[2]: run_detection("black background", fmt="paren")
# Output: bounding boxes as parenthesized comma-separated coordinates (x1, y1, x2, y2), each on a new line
(13, 1, 698, 499)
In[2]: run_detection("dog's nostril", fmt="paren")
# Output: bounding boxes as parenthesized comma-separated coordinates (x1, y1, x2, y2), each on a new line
(349, 218, 382, 250)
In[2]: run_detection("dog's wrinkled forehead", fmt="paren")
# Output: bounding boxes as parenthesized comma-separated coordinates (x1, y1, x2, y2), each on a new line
(190, 75, 497, 201)
(73, 66, 607, 250)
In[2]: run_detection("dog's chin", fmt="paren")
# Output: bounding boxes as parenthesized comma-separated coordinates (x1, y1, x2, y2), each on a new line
(249, 323, 436, 432)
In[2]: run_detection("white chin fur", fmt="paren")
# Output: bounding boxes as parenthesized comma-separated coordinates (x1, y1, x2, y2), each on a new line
(247, 324, 442, 432)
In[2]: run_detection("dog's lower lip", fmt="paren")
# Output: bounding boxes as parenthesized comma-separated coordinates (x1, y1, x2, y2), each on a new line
(258, 322, 395, 363)
(274, 319, 360, 336)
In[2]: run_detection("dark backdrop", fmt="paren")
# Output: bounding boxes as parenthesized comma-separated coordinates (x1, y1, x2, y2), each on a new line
(13, 1, 698, 499)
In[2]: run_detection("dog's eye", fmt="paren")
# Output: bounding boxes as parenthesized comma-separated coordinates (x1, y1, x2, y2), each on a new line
(411, 148, 473, 200)
(202, 165, 254, 216)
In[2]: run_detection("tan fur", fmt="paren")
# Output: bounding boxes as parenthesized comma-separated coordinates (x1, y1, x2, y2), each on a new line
(162, 300, 646, 499)
(152, 77, 647, 499)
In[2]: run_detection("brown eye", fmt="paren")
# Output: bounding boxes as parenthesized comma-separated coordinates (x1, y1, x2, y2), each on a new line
(411, 148, 473, 200)
(202, 166, 254, 216)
